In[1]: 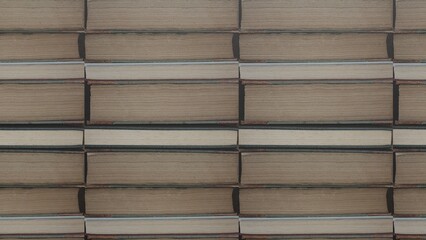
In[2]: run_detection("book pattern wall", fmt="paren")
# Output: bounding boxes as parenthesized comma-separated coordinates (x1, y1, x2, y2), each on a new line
(0, 0, 425, 239)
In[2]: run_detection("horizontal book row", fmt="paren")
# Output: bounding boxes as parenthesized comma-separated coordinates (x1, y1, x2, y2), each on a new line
(0, 150, 425, 186)
(1, 33, 426, 62)
(0, 216, 423, 236)
(2, 0, 426, 32)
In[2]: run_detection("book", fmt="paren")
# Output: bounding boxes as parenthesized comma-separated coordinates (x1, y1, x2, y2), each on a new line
(0, 151, 84, 186)
(84, 128, 237, 148)
(0, 33, 80, 61)
(87, 151, 238, 186)
(239, 33, 389, 61)
(89, 81, 238, 124)
(86, 62, 239, 81)
(0, 0, 84, 31)
(0, 216, 84, 234)
(243, 82, 393, 124)
(393, 129, 426, 147)
(86, 0, 239, 31)
(394, 34, 426, 61)
(0, 188, 81, 215)
(395, 188, 426, 216)
(85, 188, 235, 216)
(0, 129, 83, 148)
(394, 218, 426, 235)
(241, 0, 393, 31)
(240, 62, 393, 81)
(240, 187, 389, 216)
(239, 216, 393, 235)
(398, 83, 426, 123)
(85, 216, 239, 235)
(241, 151, 393, 186)
(85, 33, 235, 62)
(0, 62, 84, 80)
(395, 63, 426, 80)
(0, 82, 84, 123)
(396, 152, 426, 185)
(396, 0, 426, 31)
(238, 128, 392, 148)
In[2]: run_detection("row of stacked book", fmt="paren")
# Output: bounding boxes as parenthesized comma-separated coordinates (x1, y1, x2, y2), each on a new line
(1, 0, 426, 240)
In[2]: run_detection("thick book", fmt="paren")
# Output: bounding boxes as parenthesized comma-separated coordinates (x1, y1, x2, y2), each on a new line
(240, 62, 393, 81)
(394, 34, 426, 61)
(243, 81, 393, 124)
(238, 128, 392, 148)
(241, 0, 393, 31)
(241, 151, 393, 186)
(395, 63, 426, 80)
(85, 187, 236, 216)
(0, 33, 81, 61)
(0, 129, 83, 148)
(239, 33, 390, 61)
(87, 151, 238, 186)
(396, 0, 426, 31)
(0, 188, 81, 215)
(84, 128, 237, 148)
(86, 0, 239, 31)
(0, 216, 84, 235)
(393, 128, 426, 148)
(398, 83, 426, 124)
(240, 187, 390, 216)
(0, 62, 84, 80)
(396, 152, 426, 185)
(394, 218, 426, 236)
(85, 216, 239, 235)
(0, 151, 84, 186)
(85, 33, 235, 62)
(239, 216, 393, 235)
(86, 62, 239, 81)
(0, 82, 84, 123)
(89, 81, 238, 124)
(0, 0, 84, 31)
(394, 188, 426, 215)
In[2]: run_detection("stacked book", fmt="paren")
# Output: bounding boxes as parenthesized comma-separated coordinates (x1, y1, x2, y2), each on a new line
(84, 0, 239, 239)
(394, 0, 426, 238)
(0, 0, 85, 239)
(239, 0, 394, 238)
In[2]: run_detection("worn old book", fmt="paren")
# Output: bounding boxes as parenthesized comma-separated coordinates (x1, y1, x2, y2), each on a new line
(394, 188, 426, 215)
(85, 33, 235, 62)
(0, 62, 84, 80)
(394, 218, 426, 235)
(243, 82, 393, 124)
(394, 129, 426, 147)
(396, 0, 426, 31)
(86, 188, 235, 216)
(240, 216, 393, 235)
(0, 216, 84, 234)
(0, 33, 80, 61)
(87, 151, 238, 186)
(396, 152, 426, 185)
(89, 82, 238, 124)
(241, 151, 393, 186)
(86, 62, 239, 80)
(239, 128, 392, 148)
(0, 82, 84, 123)
(87, 0, 238, 31)
(240, 62, 393, 81)
(0, 129, 83, 148)
(85, 128, 237, 148)
(0, 0, 84, 31)
(240, 188, 389, 216)
(398, 83, 426, 123)
(241, 0, 393, 31)
(395, 64, 426, 80)
(239, 33, 389, 61)
(85, 216, 239, 235)
(0, 188, 80, 215)
(0, 151, 84, 186)
(394, 34, 426, 61)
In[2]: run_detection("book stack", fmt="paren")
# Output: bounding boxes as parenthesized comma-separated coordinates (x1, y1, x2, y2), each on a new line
(84, 0, 239, 239)
(394, 0, 426, 238)
(239, 0, 394, 239)
(0, 1, 85, 240)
